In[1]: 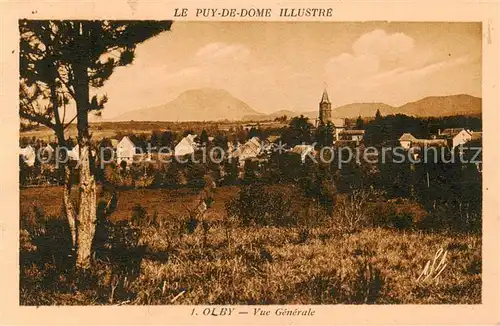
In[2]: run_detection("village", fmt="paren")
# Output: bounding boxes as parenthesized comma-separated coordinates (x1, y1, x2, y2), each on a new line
(19, 89, 483, 187)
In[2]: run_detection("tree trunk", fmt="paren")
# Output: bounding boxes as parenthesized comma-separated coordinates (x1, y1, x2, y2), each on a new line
(54, 125, 77, 250)
(63, 164, 77, 248)
(76, 143, 97, 269)
(73, 55, 97, 270)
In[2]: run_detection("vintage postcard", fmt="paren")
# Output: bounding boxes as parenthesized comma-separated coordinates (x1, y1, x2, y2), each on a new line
(1, 0, 499, 325)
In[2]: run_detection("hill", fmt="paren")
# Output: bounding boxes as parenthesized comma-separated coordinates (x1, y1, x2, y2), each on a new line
(300, 103, 396, 119)
(397, 94, 481, 117)
(114, 88, 260, 121)
(242, 109, 298, 121)
(113, 90, 481, 122)
(268, 95, 480, 120)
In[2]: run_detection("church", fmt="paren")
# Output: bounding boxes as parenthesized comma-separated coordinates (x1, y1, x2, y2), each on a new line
(315, 88, 346, 141)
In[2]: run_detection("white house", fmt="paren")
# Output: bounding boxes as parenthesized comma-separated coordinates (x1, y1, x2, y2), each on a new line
(331, 118, 346, 141)
(19, 145, 36, 167)
(399, 133, 417, 150)
(291, 144, 315, 163)
(116, 136, 138, 164)
(175, 134, 197, 157)
(439, 128, 472, 148)
(338, 130, 365, 142)
(68, 144, 80, 161)
(399, 133, 447, 149)
(230, 137, 261, 165)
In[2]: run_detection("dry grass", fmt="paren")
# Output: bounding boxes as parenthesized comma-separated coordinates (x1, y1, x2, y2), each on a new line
(127, 226, 480, 305)
(19, 186, 481, 305)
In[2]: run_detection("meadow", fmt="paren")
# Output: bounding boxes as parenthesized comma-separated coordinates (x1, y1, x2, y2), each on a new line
(19, 185, 481, 305)
(20, 120, 286, 143)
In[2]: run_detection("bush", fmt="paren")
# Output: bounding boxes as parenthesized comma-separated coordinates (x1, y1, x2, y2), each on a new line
(369, 199, 428, 230)
(226, 184, 299, 227)
(186, 162, 206, 188)
(333, 188, 373, 233)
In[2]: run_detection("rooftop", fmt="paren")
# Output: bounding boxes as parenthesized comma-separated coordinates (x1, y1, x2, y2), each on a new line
(339, 129, 365, 135)
(439, 128, 470, 137)
(399, 133, 417, 141)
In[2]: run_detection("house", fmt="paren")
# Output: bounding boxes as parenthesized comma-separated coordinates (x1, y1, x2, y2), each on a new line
(330, 118, 346, 141)
(175, 134, 197, 157)
(19, 145, 36, 167)
(227, 141, 243, 155)
(438, 128, 472, 148)
(291, 144, 315, 163)
(242, 123, 259, 131)
(399, 133, 417, 149)
(261, 140, 276, 154)
(411, 139, 447, 147)
(116, 136, 139, 164)
(470, 131, 482, 142)
(399, 133, 447, 149)
(68, 144, 80, 161)
(338, 129, 365, 142)
(334, 139, 359, 148)
(266, 135, 280, 143)
(230, 137, 261, 165)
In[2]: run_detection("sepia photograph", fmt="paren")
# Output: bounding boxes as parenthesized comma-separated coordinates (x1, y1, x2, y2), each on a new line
(17, 19, 484, 307)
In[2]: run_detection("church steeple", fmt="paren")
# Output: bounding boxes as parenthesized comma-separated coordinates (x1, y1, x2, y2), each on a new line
(320, 88, 330, 104)
(318, 88, 332, 124)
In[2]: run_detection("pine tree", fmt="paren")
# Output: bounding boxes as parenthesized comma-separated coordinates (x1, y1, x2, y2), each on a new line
(200, 129, 209, 146)
(355, 115, 364, 129)
(19, 20, 173, 270)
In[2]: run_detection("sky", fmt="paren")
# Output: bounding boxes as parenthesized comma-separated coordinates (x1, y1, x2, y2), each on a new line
(98, 21, 482, 119)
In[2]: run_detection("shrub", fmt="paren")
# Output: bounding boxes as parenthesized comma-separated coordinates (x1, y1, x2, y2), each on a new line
(369, 199, 428, 230)
(368, 201, 397, 227)
(186, 162, 206, 188)
(243, 159, 260, 184)
(333, 188, 373, 233)
(390, 213, 414, 230)
(104, 164, 136, 188)
(299, 163, 338, 215)
(296, 201, 329, 231)
(226, 184, 298, 227)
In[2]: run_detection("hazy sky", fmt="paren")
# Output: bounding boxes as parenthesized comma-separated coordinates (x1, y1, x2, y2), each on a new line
(99, 21, 481, 119)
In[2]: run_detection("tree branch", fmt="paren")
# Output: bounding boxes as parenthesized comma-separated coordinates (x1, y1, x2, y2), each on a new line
(57, 73, 76, 99)
(19, 110, 55, 130)
(64, 115, 77, 130)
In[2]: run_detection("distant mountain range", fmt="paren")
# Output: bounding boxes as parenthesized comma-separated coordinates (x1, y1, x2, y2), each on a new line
(112, 88, 482, 122)
(114, 88, 259, 121)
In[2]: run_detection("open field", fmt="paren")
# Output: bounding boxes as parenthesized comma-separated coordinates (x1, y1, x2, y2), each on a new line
(20, 120, 287, 143)
(20, 185, 481, 305)
(20, 185, 238, 223)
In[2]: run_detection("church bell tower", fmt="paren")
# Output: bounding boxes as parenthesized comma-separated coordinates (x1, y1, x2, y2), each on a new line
(319, 88, 332, 124)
